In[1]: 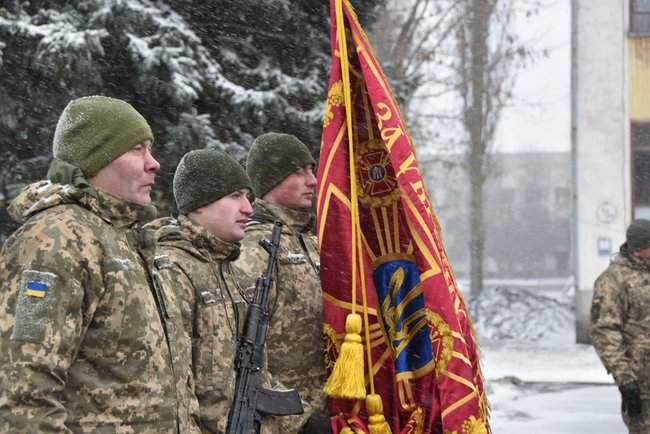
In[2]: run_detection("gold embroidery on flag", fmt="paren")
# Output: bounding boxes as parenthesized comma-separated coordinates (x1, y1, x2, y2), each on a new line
(318, 183, 351, 242)
(323, 292, 379, 316)
(325, 323, 342, 371)
(426, 310, 454, 377)
(406, 407, 425, 434)
(324, 80, 344, 128)
(398, 379, 417, 412)
(356, 138, 400, 208)
(460, 415, 488, 434)
(317, 122, 346, 211)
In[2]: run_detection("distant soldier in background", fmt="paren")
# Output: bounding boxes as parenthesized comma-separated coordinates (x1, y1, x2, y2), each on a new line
(0, 96, 199, 433)
(149, 149, 277, 434)
(592, 219, 650, 434)
(236, 133, 329, 434)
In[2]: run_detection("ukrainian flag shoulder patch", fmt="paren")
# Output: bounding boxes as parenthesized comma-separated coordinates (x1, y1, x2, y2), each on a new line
(13, 269, 58, 343)
(25, 280, 49, 298)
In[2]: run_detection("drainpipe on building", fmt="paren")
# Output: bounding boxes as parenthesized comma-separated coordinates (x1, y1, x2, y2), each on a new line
(570, 0, 590, 344)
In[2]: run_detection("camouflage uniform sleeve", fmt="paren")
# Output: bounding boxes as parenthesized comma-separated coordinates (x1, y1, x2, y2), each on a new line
(154, 248, 197, 338)
(0, 214, 100, 433)
(591, 267, 634, 385)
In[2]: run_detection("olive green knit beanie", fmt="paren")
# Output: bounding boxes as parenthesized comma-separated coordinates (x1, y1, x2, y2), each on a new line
(246, 132, 316, 198)
(626, 219, 650, 253)
(174, 149, 252, 215)
(52, 96, 154, 176)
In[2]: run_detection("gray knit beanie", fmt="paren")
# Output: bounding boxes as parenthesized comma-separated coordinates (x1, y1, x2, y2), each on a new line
(53, 96, 154, 176)
(246, 133, 316, 198)
(626, 219, 650, 253)
(174, 149, 252, 215)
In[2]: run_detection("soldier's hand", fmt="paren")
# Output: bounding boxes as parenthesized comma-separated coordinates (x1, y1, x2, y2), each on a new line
(298, 410, 331, 434)
(619, 381, 642, 417)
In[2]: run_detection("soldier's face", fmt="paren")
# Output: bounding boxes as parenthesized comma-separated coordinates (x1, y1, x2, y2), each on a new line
(632, 246, 650, 259)
(89, 141, 160, 205)
(263, 164, 316, 210)
(190, 189, 253, 242)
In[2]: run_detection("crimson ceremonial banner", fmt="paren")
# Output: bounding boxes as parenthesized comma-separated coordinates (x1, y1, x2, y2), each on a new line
(316, 1, 489, 433)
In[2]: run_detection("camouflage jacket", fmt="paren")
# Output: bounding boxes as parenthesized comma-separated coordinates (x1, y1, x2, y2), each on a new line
(235, 199, 326, 432)
(592, 248, 650, 393)
(0, 181, 200, 434)
(149, 215, 247, 434)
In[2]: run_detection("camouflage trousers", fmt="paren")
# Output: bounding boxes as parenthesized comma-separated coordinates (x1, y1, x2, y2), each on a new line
(623, 399, 650, 434)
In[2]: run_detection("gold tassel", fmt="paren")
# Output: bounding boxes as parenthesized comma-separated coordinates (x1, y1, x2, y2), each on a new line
(366, 394, 393, 434)
(340, 429, 354, 434)
(324, 313, 366, 399)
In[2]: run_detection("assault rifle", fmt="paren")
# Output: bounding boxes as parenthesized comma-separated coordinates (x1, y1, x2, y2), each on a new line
(226, 221, 304, 434)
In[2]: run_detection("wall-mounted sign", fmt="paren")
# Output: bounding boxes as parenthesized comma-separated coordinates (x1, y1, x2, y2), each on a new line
(597, 236, 612, 256)
(596, 202, 617, 224)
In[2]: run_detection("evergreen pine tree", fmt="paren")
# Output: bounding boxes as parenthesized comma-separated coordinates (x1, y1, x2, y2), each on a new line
(0, 0, 384, 235)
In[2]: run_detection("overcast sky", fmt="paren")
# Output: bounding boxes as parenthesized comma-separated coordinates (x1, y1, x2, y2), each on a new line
(494, 0, 571, 153)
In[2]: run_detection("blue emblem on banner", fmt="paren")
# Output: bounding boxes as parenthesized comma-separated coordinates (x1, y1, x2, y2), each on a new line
(373, 258, 433, 377)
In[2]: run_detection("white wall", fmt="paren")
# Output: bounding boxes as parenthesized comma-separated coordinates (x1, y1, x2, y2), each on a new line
(574, 0, 631, 342)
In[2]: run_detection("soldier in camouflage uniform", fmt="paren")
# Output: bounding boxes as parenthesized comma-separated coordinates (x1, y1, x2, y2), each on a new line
(149, 149, 279, 433)
(0, 96, 200, 433)
(592, 219, 650, 434)
(237, 133, 328, 434)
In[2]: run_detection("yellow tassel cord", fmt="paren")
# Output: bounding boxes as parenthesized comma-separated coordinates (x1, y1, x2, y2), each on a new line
(326, 2, 394, 431)
(340, 429, 355, 434)
(340, 0, 393, 430)
(324, 314, 366, 398)
(324, 0, 367, 400)
(366, 394, 393, 434)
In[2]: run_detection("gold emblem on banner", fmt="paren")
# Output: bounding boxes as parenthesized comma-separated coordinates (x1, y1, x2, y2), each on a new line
(324, 80, 344, 128)
(356, 138, 400, 207)
(426, 310, 454, 376)
(446, 415, 488, 434)
(324, 323, 342, 371)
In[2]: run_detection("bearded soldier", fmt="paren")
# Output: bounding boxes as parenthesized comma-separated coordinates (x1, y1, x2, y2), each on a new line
(236, 133, 328, 434)
(0, 96, 199, 433)
(592, 219, 650, 434)
(149, 149, 279, 434)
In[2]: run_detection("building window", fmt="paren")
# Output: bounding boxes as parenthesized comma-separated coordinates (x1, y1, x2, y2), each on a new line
(632, 0, 650, 34)
(633, 123, 650, 218)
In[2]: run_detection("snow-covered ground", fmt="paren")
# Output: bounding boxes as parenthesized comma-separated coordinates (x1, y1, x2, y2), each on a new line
(472, 286, 627, 433)
(488, 380, 623, 433)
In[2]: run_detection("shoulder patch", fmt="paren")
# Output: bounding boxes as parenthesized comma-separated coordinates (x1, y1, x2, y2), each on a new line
(25, 280, 50, 298)
(154, 254, 173, 270)
(591, 294, 604, 322)
(12, 270, 58, 343)
(280, 252, 308, 265)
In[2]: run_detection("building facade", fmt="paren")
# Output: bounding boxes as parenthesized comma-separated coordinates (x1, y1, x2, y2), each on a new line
(423, 152, 571, 284)
(573, 0, 650, 342)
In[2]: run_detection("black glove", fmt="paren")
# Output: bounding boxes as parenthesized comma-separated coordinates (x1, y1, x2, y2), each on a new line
(298, 410, 331, 434)
(619, 381, 642, 417)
